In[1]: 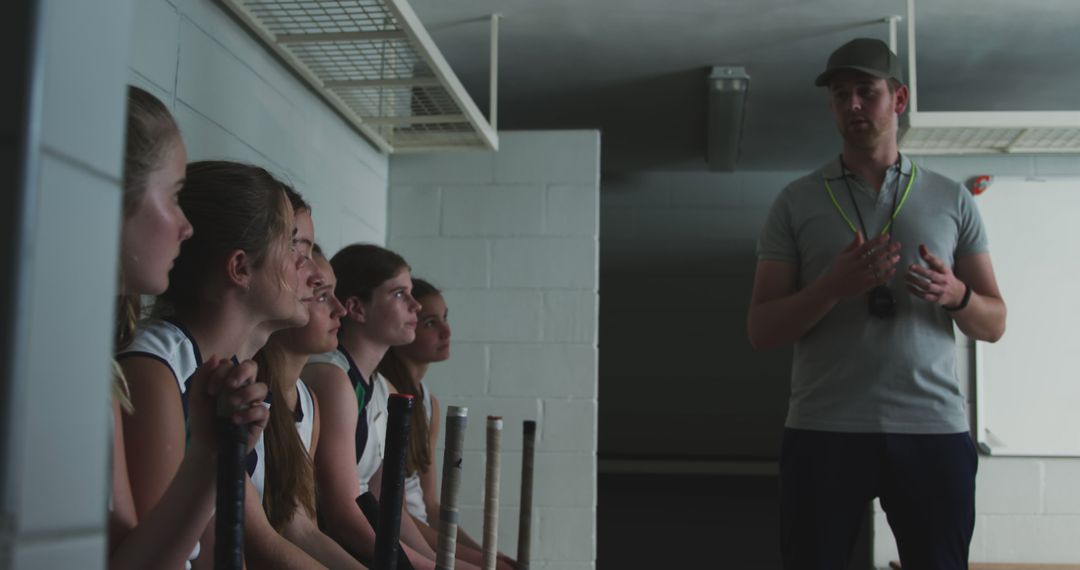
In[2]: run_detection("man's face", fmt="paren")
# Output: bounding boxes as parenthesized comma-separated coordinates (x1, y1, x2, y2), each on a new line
(828, 72, 908, 150)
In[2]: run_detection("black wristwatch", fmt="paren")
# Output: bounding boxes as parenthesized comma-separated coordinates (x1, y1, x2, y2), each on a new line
(943, 283, 972, 312)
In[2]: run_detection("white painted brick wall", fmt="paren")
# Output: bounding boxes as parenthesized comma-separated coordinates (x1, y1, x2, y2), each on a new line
(1, 0, 134, 567)
(129, 0, 389, 252)
(492, 239, 598, 289)
(446, 290, 544, 343)
(388, 130, 601, 568)
(391, 238, 491, 289)
(442, 185, 547, 236)
(490, 344, 597, 398)
(0, 0, 388, 566)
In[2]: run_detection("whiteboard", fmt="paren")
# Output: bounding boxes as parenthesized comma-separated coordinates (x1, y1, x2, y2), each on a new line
(973, 176, 1080, 457)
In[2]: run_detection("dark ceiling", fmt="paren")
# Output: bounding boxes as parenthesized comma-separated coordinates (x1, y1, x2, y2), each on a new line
(409, 0, 1080, 173)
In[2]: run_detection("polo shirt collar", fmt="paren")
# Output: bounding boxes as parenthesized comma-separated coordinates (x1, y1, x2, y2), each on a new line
(821, 153, 914, 181)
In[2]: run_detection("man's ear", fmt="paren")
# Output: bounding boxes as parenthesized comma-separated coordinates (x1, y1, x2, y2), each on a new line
(224, 249, 252, 289)
(343, 296, 367, 324)
(894, 84, 910, 115)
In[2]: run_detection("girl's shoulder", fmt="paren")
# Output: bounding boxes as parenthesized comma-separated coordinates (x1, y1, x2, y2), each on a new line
(116, 318, 198, 388)
(305, 348, 349, 373)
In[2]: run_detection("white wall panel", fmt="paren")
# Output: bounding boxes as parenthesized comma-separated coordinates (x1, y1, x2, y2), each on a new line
(389, 130, 600, 567)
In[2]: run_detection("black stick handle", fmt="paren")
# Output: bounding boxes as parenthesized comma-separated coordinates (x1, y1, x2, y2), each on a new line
(516, 421, 536, 570)
(435, 406, 468, 570)
(214, 402, 246, 570)
(374, 393, 414, 570)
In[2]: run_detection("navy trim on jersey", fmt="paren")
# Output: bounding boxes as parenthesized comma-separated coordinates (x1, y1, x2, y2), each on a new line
(164, 317, 203, 364)
(294, 385, 305, 423)
(338, 345, 373, 463)
(156, 318, 260, 477)
(159, 317, 202, 419)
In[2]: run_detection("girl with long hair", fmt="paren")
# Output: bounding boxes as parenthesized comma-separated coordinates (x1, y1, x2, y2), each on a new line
(302, 245, 481, 570)
(109, 86, 270, 569)
(255, 210, 367, 567)
(377, 280, 516, 570)
(117, 158, 328, 568)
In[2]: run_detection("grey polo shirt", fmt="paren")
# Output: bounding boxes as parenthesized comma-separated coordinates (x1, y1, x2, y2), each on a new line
(757, 155, 988, 434)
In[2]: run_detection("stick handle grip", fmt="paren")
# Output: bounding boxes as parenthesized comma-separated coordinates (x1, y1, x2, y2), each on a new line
(214, 418, 246, 570)
(516, 421, 536, 570)
(482, 416, 503, 570)
(374, 393, 414, 570)
(436, 406, 468, 570)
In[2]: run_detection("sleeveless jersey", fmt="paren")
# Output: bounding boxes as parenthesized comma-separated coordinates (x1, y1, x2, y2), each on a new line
(306, 346, 389, 494)
(117, 319, 268, 495)
(295, 378, 315, 453)
(404, 382, 434, 523)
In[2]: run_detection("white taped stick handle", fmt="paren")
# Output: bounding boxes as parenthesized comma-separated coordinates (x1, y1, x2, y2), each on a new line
(435, 406, 468, 570)
(482, 416, 503, 570)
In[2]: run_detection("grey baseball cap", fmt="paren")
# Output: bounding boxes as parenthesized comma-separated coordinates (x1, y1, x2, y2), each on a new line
(814, 38, 903, 87)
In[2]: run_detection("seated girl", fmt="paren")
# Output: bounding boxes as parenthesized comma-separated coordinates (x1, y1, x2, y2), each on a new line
(256, 207, 368, 568)
(302, 245, 478, 570)
(109, 86, 269, 570)
(378, 279, 516, 570)
(118, 160, 327, 568)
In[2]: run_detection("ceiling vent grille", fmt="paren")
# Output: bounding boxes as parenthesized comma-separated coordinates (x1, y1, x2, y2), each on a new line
(900, 112, 1080, 155)
(220, 0, 498, 153)
(894, 0, 1080, 155)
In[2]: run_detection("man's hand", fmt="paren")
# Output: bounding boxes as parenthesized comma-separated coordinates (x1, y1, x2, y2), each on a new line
(822, 232, 902, 298)
(905, 244, 966, 307)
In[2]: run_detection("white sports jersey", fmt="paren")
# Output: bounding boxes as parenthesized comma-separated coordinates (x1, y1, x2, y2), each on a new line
(306, 348, 390, 495)
(358, 374, 391, 495)
(118, 319, 270, 567)
(295, 378, 316, 453)
(404, 382, 434, 523)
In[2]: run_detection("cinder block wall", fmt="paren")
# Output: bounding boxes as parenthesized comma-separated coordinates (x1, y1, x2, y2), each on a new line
(601, 170, 802, 462)
(129, 0, 388, 250)
(388, 131, 601, 570)
(0, 1, 134, 566)
(1, 0, 390, 567)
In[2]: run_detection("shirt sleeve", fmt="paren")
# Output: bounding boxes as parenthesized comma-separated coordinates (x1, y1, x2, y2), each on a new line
(306, 350, 350, 372)
(955, 183, 989, 258)
(756, 187, 799, 264)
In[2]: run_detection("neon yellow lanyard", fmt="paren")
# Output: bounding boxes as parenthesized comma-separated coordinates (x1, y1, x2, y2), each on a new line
(822, 162, 917, 236)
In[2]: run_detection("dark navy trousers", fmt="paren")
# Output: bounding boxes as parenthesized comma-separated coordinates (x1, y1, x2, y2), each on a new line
(779, 428, 977, 570)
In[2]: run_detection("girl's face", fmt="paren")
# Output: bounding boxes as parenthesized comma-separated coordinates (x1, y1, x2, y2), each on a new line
(397, 294, 450, 364)
(250, 205, 315, 325)
(361, 268, 421, 346)
(282, 255, 345, 355)
(284, 209, 317, 327)
(120, 138, 193, 295)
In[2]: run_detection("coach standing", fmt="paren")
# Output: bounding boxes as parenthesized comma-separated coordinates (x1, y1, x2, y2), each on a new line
(748, 38, 1006, 569)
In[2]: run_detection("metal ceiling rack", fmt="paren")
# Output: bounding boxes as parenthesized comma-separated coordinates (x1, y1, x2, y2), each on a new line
(894, 0, 1080, 155)
(219, 0, 499, 153)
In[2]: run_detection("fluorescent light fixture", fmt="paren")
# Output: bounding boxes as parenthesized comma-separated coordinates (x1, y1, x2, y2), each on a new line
(706, 66, 750, 171)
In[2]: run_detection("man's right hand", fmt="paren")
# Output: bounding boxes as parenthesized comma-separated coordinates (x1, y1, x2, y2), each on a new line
(821, 232, 902, 298)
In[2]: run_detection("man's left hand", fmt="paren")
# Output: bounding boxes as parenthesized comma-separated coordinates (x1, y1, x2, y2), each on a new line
(905, 244, 966, 306)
